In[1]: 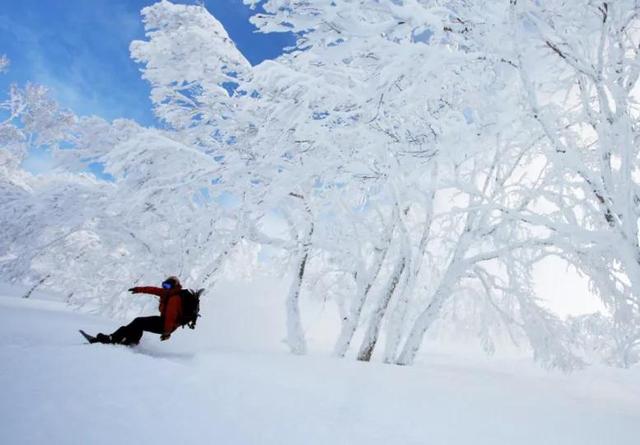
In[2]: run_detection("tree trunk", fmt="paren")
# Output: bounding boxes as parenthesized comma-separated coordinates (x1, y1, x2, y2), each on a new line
(395, 262, 462, 366)
(382, 262, 411, 363)
(333, 218, 395, 357)
(22, 274, 50, 299)
(201, 238, 240, 288)
(357, 254, 406, 362)
(285, 221, 313, 355)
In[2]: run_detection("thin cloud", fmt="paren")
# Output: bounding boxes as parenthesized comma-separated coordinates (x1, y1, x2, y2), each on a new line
(0, 3, 156, 126)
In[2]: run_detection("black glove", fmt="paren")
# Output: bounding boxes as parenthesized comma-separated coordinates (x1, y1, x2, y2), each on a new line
(128, 287, 137, 293)
(160, 333, 171, 341)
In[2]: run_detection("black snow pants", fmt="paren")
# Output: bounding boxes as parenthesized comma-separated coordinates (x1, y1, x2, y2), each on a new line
(107, 316, 164, 345)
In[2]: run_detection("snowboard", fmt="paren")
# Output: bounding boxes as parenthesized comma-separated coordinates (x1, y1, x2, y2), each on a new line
(79, 329, 98, 344)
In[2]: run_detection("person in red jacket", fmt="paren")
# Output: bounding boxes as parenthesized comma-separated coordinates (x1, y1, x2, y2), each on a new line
(92, 276, 184, 345)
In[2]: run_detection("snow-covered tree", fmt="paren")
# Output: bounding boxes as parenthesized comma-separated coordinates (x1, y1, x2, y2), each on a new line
(4, 0, 639, 370)
(1, 82, 80, 288)
(502, 0, 640, 367)
(237, 0, 583, 368)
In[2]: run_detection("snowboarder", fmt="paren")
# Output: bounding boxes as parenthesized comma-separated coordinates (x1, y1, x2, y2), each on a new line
(80, 276, 186, 346)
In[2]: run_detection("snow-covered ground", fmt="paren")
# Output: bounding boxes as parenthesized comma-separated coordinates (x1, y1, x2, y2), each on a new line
(1, 283, 639, 445)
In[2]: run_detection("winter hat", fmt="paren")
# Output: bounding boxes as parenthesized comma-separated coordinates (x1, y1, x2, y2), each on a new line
(163, 276, 181, 288)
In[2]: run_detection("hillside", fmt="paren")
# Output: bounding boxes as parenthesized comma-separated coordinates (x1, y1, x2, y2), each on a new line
(1, 286, 638, 445)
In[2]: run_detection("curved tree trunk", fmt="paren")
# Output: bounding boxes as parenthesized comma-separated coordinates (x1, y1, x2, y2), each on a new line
(333, 216, 396, 357)
(285, 238, 311, 355)
(395, 261, 463, 366)
(285, 194, 314, 355)
(357, 254, 406, 362)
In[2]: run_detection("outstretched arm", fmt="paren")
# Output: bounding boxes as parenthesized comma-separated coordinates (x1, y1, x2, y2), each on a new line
(128, 286, 164, 297)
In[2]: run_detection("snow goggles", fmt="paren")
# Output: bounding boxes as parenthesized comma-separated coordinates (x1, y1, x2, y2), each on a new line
(162, 281, 173, 289)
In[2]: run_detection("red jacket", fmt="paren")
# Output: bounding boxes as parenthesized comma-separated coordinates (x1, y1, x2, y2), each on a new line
(130, 286, 183, 334)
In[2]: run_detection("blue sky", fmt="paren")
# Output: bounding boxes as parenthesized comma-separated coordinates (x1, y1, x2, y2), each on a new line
(0, 0, 293, 127)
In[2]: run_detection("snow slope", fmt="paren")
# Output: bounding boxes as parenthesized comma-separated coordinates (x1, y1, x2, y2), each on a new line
(1, 287, 639, 445)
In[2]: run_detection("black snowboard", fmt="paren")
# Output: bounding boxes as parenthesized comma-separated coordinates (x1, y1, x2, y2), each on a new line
(79, 329, 98, 344)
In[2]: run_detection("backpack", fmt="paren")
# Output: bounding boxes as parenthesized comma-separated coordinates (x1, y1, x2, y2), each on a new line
(179, 288, 204, 329)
